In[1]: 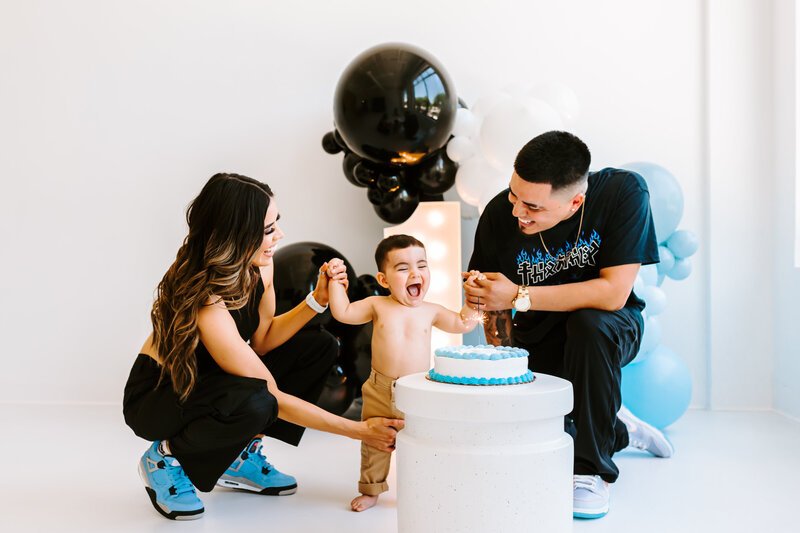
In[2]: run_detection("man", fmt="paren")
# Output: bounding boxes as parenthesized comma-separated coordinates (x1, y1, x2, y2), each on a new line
(463, 131, 673, 519)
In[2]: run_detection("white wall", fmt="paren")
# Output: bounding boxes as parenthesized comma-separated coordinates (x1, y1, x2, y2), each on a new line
(772, 0, 800, 420)
(0, 0, 709, 404)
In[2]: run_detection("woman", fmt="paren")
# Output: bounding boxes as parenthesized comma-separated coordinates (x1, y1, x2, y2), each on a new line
(123, 173, 403, 520)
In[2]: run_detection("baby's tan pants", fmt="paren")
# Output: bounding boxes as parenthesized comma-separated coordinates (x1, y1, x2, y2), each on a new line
(358, 368, 404, 495)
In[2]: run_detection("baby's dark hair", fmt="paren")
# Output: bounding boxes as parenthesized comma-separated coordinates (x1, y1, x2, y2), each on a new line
(375, 234, 425, 272)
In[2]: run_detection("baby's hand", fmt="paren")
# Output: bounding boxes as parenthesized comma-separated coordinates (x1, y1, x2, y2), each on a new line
(326, 258, 345, 277)
(459, 303, 482, 325)
(465, 270, 486, 284)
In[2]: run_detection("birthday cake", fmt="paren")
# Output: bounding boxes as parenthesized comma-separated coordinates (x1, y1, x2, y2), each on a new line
(427, 345, 534, 385)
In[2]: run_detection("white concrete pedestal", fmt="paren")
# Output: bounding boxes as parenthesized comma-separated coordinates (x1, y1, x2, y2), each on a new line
(394, 372, 574, 533)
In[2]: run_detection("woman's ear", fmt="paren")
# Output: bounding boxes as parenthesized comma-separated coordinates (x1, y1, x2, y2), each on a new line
(376, 271, 389, 288)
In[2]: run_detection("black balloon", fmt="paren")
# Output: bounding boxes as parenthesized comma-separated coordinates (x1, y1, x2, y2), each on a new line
(412, 149, 457, 195)
(358, 274, 389, 297)
(341, 322, 375, 388)
(316, 363, 355, 415)
(333, 43, 457, 166)
(341, 152, 364, 188)
(272, 242, 359, 329)
(352, 160, 379, 187)
(374, 186, 420, 224)
(321, 131, 342, 154)
(366, 184, 384, 206)
(376, 171, 402, 193)
(333, 129, 347, 149)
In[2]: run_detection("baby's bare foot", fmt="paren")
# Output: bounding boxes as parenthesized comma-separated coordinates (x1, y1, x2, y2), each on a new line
(351, 494, 378, 512)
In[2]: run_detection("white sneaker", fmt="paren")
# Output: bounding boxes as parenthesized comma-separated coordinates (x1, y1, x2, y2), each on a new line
(618, 405, 674, 458)
(573, 475, 609, 519)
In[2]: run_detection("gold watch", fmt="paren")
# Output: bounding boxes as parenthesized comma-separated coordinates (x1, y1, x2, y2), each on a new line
(512, 285, 531, 312)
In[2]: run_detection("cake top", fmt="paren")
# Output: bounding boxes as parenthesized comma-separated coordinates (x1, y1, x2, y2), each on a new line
(434, 344, 529, 360)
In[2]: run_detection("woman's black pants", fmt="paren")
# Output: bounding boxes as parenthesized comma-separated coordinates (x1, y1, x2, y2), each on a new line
(123, 329, 338, 491)
(515, 307, 642, 483)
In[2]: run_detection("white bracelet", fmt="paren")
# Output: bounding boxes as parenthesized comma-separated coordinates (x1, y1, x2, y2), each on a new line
(305, 292, 328, 313)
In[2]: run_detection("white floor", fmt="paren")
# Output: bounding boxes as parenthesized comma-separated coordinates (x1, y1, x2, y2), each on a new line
(0, 404, 797, 533)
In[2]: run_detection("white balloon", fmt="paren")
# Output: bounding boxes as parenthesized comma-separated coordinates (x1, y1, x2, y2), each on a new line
(502, 82, 531, 99)
(451, 108, 479, 139)
(477, 175, 510, 214)
(470, 91, 510, 120)
(479, 98, 564, 172)
(455, 156, 503, 206)
(445, 136, 476, 163)
(529, 82, 581, 123)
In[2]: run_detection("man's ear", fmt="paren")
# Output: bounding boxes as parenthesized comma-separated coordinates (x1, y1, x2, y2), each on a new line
(570, 192, 585, 212)
(376, 272, 389, 288)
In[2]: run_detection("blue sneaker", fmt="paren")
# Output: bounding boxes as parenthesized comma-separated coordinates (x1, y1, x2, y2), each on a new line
(216, 438, 297, 495)
(138, 441, 204, 520)
(573, 475, 609, 519)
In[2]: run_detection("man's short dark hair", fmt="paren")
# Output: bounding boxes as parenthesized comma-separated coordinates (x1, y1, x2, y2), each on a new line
(513, 131, 591, 192)
(375, 234, 425, 272)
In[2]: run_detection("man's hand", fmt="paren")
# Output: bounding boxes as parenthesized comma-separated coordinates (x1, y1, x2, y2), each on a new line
(361, 417, 405, 452)
(462, 271, 518, 312)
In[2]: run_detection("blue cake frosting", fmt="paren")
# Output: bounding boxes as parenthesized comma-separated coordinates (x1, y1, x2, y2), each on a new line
(429, 345, 534, 385)
(434, 344, 529, 361)
(428, 369, 535, 385)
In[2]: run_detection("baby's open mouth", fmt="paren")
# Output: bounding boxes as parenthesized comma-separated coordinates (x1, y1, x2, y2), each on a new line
(407, 283, 421, 297)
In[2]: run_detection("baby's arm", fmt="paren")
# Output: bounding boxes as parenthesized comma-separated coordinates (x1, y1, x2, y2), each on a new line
(327, 259, 374, 325)
(432, 303, 481, 334)
(432, 270, 485, 333)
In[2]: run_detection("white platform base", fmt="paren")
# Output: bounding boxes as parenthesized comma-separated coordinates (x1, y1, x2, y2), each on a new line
(395, 372, 574, 533)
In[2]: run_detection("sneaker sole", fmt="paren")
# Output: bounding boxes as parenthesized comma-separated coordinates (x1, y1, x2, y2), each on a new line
(138, 460, 204, 520)
(216, 478, 298, 495)
(574, 509, 609, 519)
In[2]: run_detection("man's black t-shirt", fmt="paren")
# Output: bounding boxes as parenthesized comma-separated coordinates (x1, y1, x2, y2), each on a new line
(468, 167, 659, 346)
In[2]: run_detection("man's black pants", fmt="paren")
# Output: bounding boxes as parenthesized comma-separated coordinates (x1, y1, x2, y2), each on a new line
(515, 307, 642, 483)
(123, 328, 338, 491)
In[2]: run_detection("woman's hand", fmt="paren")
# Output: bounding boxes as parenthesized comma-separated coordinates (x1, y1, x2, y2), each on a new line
(313, 259, 348, 306)
(360, 417, 405, 452)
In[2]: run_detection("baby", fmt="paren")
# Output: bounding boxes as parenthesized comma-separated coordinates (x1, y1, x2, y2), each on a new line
(326, 234, 481, 512)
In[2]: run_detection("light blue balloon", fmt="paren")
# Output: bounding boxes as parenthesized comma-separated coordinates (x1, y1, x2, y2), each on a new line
(656, 245, 675, 276)
(667, 258, 692, 280)
(639, 263, 659, 286)
(632, 315, 661, 364)
(622, 162, 684, 244)
(666, 229, 699, 259)
(622, 344, 692, 429)
(633, 275, 645, 296)
(640, 285, 666, 316)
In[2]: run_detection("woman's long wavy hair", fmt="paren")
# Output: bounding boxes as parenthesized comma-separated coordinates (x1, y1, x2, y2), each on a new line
(151, 173, 273, 402)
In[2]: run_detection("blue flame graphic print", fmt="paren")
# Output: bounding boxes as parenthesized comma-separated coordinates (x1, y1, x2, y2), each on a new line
(516, 230, 601, 285)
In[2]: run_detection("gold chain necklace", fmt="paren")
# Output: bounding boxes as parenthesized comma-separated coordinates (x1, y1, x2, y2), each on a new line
(538, 199, 585, 262)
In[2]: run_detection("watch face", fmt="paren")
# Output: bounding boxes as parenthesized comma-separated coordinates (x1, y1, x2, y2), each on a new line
(514, 297, 531, 312)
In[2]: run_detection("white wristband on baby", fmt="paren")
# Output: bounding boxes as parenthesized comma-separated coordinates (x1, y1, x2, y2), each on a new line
(305, 292, 328, 313)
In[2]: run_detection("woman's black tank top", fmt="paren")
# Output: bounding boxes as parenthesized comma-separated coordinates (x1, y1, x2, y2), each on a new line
(194, 277, 264, 375)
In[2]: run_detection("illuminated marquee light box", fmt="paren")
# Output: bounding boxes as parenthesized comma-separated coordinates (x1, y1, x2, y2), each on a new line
(383, 201, 462, 367)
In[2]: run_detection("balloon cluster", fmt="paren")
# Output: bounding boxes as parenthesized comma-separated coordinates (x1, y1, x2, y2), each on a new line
(272, 242, 388, 416)
(621, 162, 699, 429)
(322, 43, 459, 224)
(446, 82, 580, 213)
